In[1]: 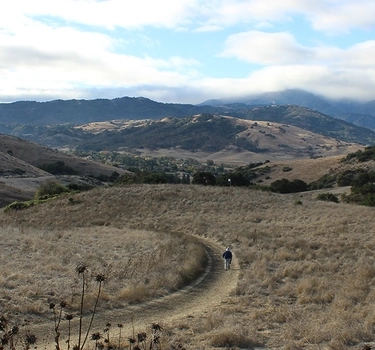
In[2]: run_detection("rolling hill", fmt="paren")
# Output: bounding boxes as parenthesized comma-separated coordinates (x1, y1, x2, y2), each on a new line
(0, 134, 128, 207)
(1, 95, 375, 144)
(72, 114, 362, 162)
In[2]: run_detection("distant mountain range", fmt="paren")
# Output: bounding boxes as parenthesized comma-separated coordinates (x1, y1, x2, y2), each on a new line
(0, 97, 218, 125)
(200, 89, 375, 131)
(0, 89, 374, 128)
(0, 90, 375, 149)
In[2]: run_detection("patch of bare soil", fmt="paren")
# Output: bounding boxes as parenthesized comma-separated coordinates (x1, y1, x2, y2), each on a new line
(36, 237, 239, 349)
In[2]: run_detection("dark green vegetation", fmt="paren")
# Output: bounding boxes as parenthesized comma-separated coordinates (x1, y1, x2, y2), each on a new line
(0, 97, 217, 125)
(39, 160, 78, 175)
(1, 101, 375, 148)
(74, 114, 255, 153)
(316, 192, 339, 203)
(231, 105, 375, 145)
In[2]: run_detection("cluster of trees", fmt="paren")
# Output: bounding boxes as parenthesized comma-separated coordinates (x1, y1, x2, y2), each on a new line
(342, 145, 375, 163)
(34, 149, 375, 208)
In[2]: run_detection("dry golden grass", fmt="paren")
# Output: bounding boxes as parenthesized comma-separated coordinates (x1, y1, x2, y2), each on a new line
(1, 184, 375, 349)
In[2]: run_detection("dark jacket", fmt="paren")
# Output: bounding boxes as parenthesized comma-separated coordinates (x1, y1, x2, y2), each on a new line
(223, 250, 232, 259)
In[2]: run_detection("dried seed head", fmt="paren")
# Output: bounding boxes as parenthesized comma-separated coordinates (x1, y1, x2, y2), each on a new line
(91, 332, 101, 341)
(137, 332, 147, 342)
(152, 323, 163, 332)
(11, 326, 19, 335)
(96, 274, 106, 283)
(49, 302, 56, 309)
(65, 314, 73, 321)
(152, 335, 160, 344)
(117, 323, 123, 328)
(60, 300, 67, 308)
(128, 337, 136, 344)
(76, 262, 88, 274)
(0, 316, 7, 332)
(2, 334, 9, 345)
(25, 333, 37, 345)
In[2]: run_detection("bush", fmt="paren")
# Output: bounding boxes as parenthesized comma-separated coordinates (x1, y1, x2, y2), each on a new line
(35, 181, 69, 199)
(39, 160, 78, 175)
(210, 331, 259, 348)
(316, 192, 339, 203)
(216, 172, 250, 187)
(192, 171, 216, 186)
(309, 174, 336, 190)
(337, 170, 356, 186)
(4, 201, 34, 212)
(270, 178, 308, 193)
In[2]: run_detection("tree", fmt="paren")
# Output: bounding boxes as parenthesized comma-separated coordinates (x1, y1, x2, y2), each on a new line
(270, 178, 307, 193)
(216, 173, 250, 187)
(192, 171, 216, 186)
(35, 180, 69, 199)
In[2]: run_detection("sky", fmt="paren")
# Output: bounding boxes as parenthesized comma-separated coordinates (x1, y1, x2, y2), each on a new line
(1, 0, 375, 105)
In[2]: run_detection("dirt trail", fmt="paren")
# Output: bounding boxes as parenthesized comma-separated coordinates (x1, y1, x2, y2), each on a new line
(37, 237, 239, 348)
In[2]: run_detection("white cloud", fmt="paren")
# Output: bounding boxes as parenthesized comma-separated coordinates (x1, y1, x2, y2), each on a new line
(1, 0, 375, 104)
(3, 0, 375, 35)
(220, 31, 312, 65)
(5, 0, 197, 30)
(306, 1, 375, 33)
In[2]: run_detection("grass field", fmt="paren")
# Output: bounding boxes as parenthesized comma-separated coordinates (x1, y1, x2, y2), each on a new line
(1, 183, 375, 349)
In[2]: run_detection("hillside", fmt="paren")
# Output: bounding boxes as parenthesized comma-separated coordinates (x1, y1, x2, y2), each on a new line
(72, 115, 362, 162)
(201, 88, 375, 130)
(1, 184, 375, 349)
(1, 96, 375, 146)
(6, 111, 368, 156)
(230, 105, 375, 145)
(0, 97, 217, 125)
(0, 134, 128, 207)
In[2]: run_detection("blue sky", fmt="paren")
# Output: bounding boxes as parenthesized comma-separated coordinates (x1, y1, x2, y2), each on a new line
(1, 0, 375, 104)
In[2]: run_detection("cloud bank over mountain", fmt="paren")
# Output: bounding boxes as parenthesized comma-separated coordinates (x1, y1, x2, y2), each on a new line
(1, 0, 375, 104)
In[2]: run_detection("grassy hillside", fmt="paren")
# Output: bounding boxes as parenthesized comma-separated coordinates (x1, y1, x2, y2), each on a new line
(1, 184, 375, 349)
(0, 134, 129, 207)
(232, 105, 375, 145)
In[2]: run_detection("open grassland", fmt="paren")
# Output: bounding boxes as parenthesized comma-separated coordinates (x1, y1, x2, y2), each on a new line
(1, 184, 375, 349)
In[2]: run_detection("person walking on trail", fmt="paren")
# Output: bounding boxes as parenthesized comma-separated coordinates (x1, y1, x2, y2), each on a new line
(223, 247, 232, 271)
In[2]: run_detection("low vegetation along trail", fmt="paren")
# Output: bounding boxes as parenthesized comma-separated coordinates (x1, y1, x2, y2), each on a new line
(101, 237, 239, 333)
(39, 236, 239, 347)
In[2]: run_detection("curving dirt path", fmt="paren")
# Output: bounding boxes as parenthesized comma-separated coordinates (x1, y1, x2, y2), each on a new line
(38, 237, 239, 348)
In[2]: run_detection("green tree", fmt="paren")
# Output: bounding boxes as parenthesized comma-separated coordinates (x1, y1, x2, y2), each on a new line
(192, 171, 216, 186)
(35, 181, 69, 199)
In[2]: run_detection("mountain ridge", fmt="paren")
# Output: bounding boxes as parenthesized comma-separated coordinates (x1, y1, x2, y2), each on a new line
(1, 89, 375, 130)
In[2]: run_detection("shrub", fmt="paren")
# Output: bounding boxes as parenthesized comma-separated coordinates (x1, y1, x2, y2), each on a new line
(210, 331, 259, 348)
(67, 183, 93, 192)
(35, 181, 69, 199)
(192, 171, 216, 186)
(4, 201, 34, 212)
(216, 172, 250, 187)
(39, 160, 78, 175)
(316, 192, 339, 203)
(270, 178, 308, 193)
(309, 174, 336, 190)
(337, 170, 357, 186)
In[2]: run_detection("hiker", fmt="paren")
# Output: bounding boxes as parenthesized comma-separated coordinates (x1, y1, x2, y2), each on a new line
(222, 247, 232, 271)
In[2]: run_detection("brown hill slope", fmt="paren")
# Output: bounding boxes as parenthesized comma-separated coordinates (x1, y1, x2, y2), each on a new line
(0, 134, 128, 207)
(76, 116, 363, 163)
(0, 134, 126, 177)
(1, 185, 375, 349)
